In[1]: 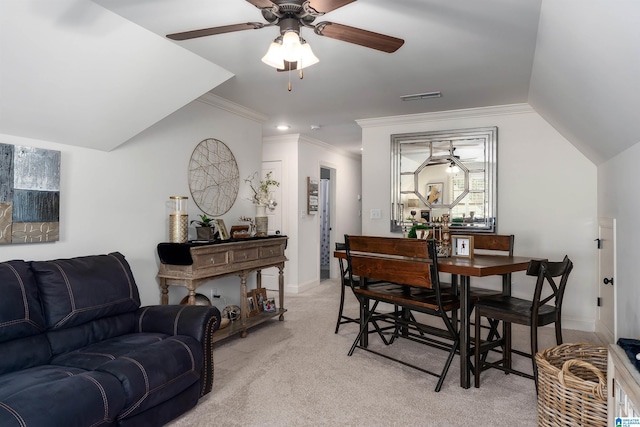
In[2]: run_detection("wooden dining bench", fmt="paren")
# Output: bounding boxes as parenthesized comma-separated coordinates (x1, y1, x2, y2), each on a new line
(344, 235, 460, 392)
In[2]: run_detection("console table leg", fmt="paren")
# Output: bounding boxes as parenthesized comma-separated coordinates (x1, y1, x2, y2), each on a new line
(187, 287, 197, 305)
(278, 264, 285, 321)
(239, 273, 249, 333)
(160, 280, 169, 305)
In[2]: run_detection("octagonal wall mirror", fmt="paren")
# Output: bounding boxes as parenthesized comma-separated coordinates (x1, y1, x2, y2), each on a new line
(390, 127, 497, 233)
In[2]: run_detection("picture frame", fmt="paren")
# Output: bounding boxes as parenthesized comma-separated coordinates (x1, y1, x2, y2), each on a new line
(263, 297, 277, 312)
(251, 288, 268, 313)
(307, 177, 318, 214)
(451, 235, 474, 258)
(426, 182, 444, 206)
(215, 219, 229, 240)
(230, 224, 250, 238)
(246, 295, 259, 317)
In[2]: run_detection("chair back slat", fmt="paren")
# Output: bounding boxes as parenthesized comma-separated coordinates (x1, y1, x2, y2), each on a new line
(529, 255, 573, 312)
(472, 234, 515, 255)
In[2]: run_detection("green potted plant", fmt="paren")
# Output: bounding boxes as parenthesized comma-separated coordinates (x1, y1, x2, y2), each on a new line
(408, 223, 431, 239)
(191, 214, 218, 241)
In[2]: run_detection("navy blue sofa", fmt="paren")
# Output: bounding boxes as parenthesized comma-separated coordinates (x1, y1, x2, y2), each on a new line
(0, 252, 221, 427)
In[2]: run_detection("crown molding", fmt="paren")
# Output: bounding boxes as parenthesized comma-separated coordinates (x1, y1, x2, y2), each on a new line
(263, 134, 302, 144)
(357, 103, 534, 129)
(263, 134, 361, 160)
(197, 93, 268, 124)
(299, 134, 361, 159)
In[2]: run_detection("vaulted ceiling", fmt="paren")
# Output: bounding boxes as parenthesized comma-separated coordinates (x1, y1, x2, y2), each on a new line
(1, 0, 638, 164)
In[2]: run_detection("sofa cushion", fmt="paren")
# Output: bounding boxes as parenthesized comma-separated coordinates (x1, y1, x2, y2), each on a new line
(0, 334, 51, 375)
(46, 312, 136, 357)
(31, 252, 140, 331)
(50, 332, 168, 370)
(0, 260, 46, 343)
(51, 333, 204, 419)
(0, 260, 51, 374)
(0, 365, 88, 398)
(0, 367, 125, 427)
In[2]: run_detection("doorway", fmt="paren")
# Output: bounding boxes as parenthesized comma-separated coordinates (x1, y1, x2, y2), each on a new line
(319, 167, 333, 281)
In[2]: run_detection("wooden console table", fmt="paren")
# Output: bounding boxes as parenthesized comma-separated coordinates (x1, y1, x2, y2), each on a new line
(157, 236, 288, 343)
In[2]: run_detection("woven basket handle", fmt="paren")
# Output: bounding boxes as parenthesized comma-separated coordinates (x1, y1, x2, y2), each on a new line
(558, 359, 606, 401)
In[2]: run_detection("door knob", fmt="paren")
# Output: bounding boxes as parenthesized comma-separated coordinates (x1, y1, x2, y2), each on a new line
(603, 277, 614, 285)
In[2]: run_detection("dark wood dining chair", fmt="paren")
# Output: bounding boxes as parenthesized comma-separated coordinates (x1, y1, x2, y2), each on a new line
(467, 234, 516, 339)
(469, 233, 515, 295)
(450, 234, 515, 345)
(473, 255, 573, 389)
(335, 242, 359, 333)
(335, 242, 396, 340)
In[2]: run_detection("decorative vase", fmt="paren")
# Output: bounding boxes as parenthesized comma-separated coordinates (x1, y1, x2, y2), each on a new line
(255, 204, 268, 236)
(168, 196, 188, 243)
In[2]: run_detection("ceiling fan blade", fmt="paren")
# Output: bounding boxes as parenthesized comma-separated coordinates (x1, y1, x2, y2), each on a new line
(167, 22, 265, 41)
(245, 0, 277, 8)
(315, 22, 404, 53)
(308, 0, 356, 13)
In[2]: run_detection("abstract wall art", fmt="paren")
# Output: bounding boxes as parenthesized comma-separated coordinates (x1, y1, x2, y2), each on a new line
(0, 143, 61, 244)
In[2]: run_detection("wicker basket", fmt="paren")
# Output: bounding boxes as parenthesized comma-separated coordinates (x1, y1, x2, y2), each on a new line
(536, 343, 608, 427)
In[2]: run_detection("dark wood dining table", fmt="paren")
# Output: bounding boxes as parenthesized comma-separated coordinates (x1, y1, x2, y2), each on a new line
(334, 249, 535, 389)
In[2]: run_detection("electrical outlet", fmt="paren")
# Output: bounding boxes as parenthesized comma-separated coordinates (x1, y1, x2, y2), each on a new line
(370, 209, 381, 219)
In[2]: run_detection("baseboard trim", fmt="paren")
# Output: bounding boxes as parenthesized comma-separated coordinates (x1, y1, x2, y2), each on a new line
(560, 318, 595, 332)
(285, 279, 320, 294)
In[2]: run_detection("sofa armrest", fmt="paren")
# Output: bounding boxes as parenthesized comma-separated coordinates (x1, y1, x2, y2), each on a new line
(135, 305, 221, 341)
(134, 305, 221, 396)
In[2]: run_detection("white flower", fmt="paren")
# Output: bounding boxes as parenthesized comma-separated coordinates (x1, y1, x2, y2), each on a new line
(245, 171, 280, 209)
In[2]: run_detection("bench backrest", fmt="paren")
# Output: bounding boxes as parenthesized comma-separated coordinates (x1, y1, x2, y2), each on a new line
(344, 235, 437, 289)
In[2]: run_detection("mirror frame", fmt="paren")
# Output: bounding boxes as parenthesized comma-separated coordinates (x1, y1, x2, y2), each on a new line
(390, 126, 497, 233)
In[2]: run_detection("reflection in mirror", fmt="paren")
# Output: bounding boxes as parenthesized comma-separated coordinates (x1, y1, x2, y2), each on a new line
(391, 127, 497, 233)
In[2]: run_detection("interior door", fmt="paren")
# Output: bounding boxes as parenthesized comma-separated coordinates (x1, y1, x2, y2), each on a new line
(596, 217, 616, 344)
(260, 160, 282, 291)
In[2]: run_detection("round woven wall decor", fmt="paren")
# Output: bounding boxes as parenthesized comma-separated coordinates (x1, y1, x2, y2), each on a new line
(188, 138, 239, 216)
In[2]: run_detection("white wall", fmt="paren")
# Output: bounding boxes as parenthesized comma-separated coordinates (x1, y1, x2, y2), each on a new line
(359, 104, 597, 331)
(598, 142, 640, 338)
(0, 94, 265, 308)
(263, 134, 362, 293)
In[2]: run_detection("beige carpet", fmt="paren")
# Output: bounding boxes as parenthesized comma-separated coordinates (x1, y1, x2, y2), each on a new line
(167, 280, 603, 427)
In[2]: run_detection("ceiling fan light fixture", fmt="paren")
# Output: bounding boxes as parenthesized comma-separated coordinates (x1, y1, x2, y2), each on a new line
(281, 31, 302, 62)
(261, 40, 285, 69)
(297, 40, 319, 69)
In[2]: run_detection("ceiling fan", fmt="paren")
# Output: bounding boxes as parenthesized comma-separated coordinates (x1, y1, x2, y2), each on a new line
(166, 0, 405, 63)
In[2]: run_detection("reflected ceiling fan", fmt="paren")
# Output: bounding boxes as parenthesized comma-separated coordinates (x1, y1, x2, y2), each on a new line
(166, 0, 404, 88)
